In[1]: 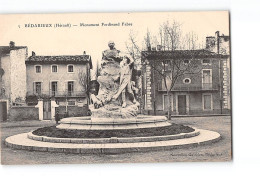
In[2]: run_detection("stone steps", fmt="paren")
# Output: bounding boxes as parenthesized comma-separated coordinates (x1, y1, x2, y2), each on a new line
(27, 129, 200, 144)
(5, 129, 221, 154)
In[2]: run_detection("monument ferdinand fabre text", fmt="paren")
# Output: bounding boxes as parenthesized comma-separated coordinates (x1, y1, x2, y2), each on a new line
(89, 41, 140, 118)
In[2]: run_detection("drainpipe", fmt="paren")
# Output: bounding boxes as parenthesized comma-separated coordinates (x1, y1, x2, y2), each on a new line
(152, 59, 156, 115)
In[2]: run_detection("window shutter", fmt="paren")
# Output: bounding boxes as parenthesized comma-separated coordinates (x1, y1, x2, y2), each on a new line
(41, 82, 43, 94)
(33, 82, 35, 94)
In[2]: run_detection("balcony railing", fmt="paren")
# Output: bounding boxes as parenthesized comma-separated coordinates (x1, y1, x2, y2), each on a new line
(158, 83, 218, 91)
(27, 91, 87, 98)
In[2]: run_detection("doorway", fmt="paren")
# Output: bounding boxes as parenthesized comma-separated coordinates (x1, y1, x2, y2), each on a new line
(43, 100, 51, 120)
(0, 101, 7, 121)
(178, 95, 187, 115)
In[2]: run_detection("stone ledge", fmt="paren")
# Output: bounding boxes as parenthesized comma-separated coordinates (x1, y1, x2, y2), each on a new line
(27, 129, 200, 144)
(57, 115, 171, 130)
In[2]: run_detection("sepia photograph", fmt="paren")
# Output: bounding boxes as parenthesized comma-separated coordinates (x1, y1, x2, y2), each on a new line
(0, 11, 231, 165)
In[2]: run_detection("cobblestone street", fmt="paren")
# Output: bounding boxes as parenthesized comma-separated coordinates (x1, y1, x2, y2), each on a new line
(0, 116, 231, 165)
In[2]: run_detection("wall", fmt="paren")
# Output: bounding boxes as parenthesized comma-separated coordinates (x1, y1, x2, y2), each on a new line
(10, 48, 27, 102)
(26, 63, 87, 94)
(0, 55, 11, 100)
(9, 106, 38, 121)
(219, 36, 230, 55)
(57, 105, 89, 117)
(153, 58, 221, 91)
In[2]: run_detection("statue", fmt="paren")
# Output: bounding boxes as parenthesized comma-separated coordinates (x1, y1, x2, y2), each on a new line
(102, 41, 121, 62)
(89, 41, 140, 118)
(112, 55, 137, 108)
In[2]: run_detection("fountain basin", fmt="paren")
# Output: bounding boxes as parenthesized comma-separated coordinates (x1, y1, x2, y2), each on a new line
(57, 115, 171, 130)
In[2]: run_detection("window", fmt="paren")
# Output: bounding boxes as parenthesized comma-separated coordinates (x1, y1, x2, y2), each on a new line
(51, 82, 58, 96)
(68, 65, 74, 73)
(34, 82, 42, 94)
(163, 95, 169, 110)
(163, 94, 173, 111)
(183, 78, 191, 84)
(202, 69, 212, 89)
(203, 94, 212, 110)
(52, 65, 58, 73)
(68, 101, 76, 106)
(162, 60, 171, 71)
(202, 59, 211, 65)
(184, 59, 190, 64)
(67, 81, 74, 96)
(35, 65, 42, 73)
(160, 71, 172, 90)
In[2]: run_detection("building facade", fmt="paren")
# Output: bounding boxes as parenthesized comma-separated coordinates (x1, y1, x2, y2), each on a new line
(141, 32, 230, 116)
(0, 42, 28, 121)
(25, 52, 92, 119)
(206, 31, 231, 110)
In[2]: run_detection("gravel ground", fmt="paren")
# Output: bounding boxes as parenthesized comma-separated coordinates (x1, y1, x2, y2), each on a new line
(0, 116, 232, 165)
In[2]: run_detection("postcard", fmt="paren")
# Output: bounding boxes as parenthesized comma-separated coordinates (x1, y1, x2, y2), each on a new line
(0, 11, 231, 165)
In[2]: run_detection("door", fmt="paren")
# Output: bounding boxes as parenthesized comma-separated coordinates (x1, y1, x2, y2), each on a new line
(178, 95, 186, 115)
(68, 81, 74, 96)
(0, 101, 7, 121)
(43, 100, 51, 120)
(34, 82, 42, 95)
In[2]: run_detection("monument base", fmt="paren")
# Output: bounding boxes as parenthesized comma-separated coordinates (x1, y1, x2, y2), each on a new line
(57, 115, 171, 130)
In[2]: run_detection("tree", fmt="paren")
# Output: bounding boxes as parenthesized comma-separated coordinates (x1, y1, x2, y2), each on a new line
(78, 68, 91, 104)
(127, 20, 202, 119)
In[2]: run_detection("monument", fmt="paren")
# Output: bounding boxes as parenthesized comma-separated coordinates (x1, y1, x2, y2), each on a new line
(5, 41, 221, 154)
(57, 41, 170, 129)
(88, 40, 140, 118)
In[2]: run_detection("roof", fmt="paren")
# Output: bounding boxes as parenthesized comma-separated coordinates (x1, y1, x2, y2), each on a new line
(141, 49, 229, 60)
(25, 55, 92, 69)
(0, 46, 27, 56)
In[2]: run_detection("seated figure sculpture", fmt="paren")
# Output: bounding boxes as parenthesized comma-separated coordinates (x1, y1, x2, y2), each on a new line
(89, 41, 139, 118)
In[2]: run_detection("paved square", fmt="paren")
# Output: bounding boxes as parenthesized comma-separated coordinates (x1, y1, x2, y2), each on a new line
(1, 116, 232, 165)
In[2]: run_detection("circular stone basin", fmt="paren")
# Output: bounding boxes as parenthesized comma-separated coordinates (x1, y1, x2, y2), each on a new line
(57, 115, 171, 130)
(33, 123, 194, 139)
(27, 129, 200, 144)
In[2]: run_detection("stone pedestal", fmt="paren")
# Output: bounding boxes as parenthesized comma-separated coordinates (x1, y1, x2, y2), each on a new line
(57, 115, 171, 130)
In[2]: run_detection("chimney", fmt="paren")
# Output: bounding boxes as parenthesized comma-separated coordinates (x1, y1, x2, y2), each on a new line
(215, 31, 220, 38)
(9, 41, 15, 48)
(32, 51, 36, 56)
(83, 51, 86, 55)
(215, 31, 220, 54)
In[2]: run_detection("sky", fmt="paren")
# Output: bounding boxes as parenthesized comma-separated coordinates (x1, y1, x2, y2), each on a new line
(0, 11, 229, 74)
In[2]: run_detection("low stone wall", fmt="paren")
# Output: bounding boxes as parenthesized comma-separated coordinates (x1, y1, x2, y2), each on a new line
(9, 106, 38, 121)
(57, 105, 90, 118)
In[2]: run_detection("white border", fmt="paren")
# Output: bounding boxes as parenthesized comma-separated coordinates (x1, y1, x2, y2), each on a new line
(2, 0, 260, 175)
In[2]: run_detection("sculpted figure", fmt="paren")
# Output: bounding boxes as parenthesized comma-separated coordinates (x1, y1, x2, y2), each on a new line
(112, 55, 137, 108)
(88, 41, 139, 118)
(102, 41, 121, 62)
